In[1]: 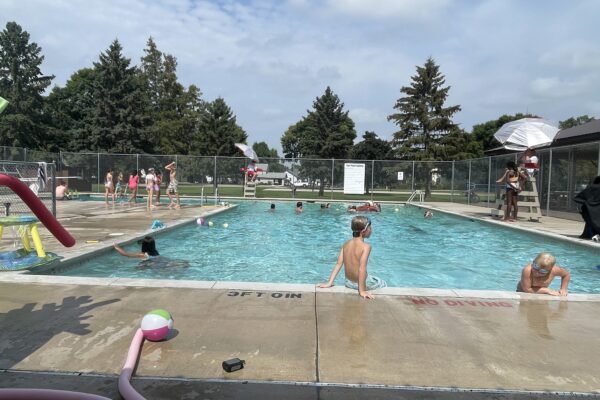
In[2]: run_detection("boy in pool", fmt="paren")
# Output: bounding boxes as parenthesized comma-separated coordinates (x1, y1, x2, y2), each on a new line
(517, 252, 570, 296)
(318, 216, 385, 299)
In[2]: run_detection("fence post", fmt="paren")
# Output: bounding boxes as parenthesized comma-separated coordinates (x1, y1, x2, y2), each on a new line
(451, 160, 455, 202)
(24, 148, 27, 162)
(467, 160, 472, 205)
(411, 161, 415, 192)
(51, 163, 56, 216)
(487, 156, 492, 207)
(331, 159, 335, 200)
(97, 153, 100, 194)
(136, 154, 139, 176)
(546, 149, 553, 216)
(213, 156, 217, 199)
(371, 160, 375, 201)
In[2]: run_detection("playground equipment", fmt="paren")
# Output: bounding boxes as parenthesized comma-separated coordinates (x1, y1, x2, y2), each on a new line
(0, 174, 75, 270)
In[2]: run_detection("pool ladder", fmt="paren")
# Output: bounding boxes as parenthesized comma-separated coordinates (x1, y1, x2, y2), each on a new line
(406, 190, 424, 204)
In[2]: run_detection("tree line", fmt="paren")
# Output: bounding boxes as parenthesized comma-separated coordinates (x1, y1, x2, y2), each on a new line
(0, 21, 595, 166)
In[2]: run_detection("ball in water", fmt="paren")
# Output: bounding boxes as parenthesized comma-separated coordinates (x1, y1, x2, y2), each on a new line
(141, 309, 173, 342)
(223, 223, 229, 228)
(394, 208, 399, 212)
(208, 221, 214, 227)
(196, 217, 205, 225)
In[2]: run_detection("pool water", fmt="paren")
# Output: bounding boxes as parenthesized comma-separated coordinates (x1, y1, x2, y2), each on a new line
(56, 201, 600, 293)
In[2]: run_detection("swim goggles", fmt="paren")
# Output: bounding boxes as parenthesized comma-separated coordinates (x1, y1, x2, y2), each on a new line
(532, 261, 550, 274)
(362, 217, 372, 232)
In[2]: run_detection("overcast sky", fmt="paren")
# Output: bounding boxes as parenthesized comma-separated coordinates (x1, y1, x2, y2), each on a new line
(1, 0, 599, 153)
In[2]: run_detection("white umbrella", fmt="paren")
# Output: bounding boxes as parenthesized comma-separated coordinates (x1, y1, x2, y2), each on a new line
(235, 143, 259, 162)
(494, 118, 559, 149)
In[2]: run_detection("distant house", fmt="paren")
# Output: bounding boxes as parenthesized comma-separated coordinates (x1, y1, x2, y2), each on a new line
(256, 171, 298, 186)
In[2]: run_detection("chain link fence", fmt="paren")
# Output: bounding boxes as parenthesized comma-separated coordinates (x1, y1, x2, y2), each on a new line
(0, 161, 55, 216)
(1, 144, 599, 219)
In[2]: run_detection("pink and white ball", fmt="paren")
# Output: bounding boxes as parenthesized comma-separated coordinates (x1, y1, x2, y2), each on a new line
(196, 217, 205, 225)
(141, 309, 173, 341)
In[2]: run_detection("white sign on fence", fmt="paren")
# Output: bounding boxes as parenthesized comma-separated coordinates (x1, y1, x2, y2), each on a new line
(344, 163, 365, 194)
(397, 171, 404, 181)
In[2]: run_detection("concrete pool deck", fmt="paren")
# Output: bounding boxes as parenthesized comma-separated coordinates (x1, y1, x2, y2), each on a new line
(1, 200, 600, 398)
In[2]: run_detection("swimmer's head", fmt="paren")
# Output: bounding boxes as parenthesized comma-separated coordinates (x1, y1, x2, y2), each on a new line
(296, 201, 302, 208)
(424, 210, 433, 219)
(351, 216, 372, 238)
(270, 203, 275, 209)
(141, 236, 159, 256)
(533, 252, 556, 271)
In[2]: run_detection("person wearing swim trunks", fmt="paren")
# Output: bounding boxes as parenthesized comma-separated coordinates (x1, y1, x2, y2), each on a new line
(165, 161, 180, 209)
(517, 252, 570, 296)
(104, 169, 115, 205)
(318, 216, 385, 299)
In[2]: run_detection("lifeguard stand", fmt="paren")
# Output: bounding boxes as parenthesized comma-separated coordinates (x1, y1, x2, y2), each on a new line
(491, 165, 542, 222)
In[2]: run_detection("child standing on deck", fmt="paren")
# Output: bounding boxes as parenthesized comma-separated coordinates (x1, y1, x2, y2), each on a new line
(317, 216, 386, 299)
(128, 170, 139, 204)
(145, 168, 155, 209)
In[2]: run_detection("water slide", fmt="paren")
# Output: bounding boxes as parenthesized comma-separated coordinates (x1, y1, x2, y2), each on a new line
(0, 174, 75, 247)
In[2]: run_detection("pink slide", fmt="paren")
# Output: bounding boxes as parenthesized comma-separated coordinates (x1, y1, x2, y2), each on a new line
(0, 174, 75, 247)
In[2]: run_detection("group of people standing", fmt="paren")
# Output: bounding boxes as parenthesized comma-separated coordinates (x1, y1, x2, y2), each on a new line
(103, 161, 180, 209)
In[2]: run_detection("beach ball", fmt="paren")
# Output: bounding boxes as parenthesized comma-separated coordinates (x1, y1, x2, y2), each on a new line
(208, 221, 214, 227)
(141, 309, 173, 341)
(196, 217, 205, 225)
(394, 208, 399, 212)
(223, 223, 229, 228)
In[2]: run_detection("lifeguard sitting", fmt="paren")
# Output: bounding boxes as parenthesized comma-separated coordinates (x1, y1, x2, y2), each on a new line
(240, 160, 263, 182)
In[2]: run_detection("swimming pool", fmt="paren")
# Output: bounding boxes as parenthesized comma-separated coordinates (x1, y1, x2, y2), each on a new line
(53, 201, 600, 293)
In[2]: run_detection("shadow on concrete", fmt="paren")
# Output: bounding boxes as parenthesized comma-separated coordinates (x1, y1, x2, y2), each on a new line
(0, 295, 120, 369)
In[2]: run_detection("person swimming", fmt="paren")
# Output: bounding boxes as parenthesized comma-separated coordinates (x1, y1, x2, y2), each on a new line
(113, 236, 189, 269)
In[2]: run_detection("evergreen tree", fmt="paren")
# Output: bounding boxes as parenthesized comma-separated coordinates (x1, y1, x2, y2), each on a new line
(88, 39, 151, 153)
(281, 87, 356, 195)
(45, 68, 97, 151)
(388, 57, 461, 197)
(304, 87, 356, 159)
(140, 38, 203, 154)
(194, 97, 247, 156)
(0, 21, 54, 148)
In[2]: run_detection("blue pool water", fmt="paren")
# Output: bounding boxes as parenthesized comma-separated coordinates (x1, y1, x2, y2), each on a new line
(57, 201, 600, 293)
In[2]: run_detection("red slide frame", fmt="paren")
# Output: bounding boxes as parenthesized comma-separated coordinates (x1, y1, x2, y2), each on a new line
(0, 174, 75, 247)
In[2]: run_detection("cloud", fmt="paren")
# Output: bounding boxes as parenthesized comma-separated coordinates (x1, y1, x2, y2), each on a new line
(1, 0, 599, 153)
(324, 0, 453, 20)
